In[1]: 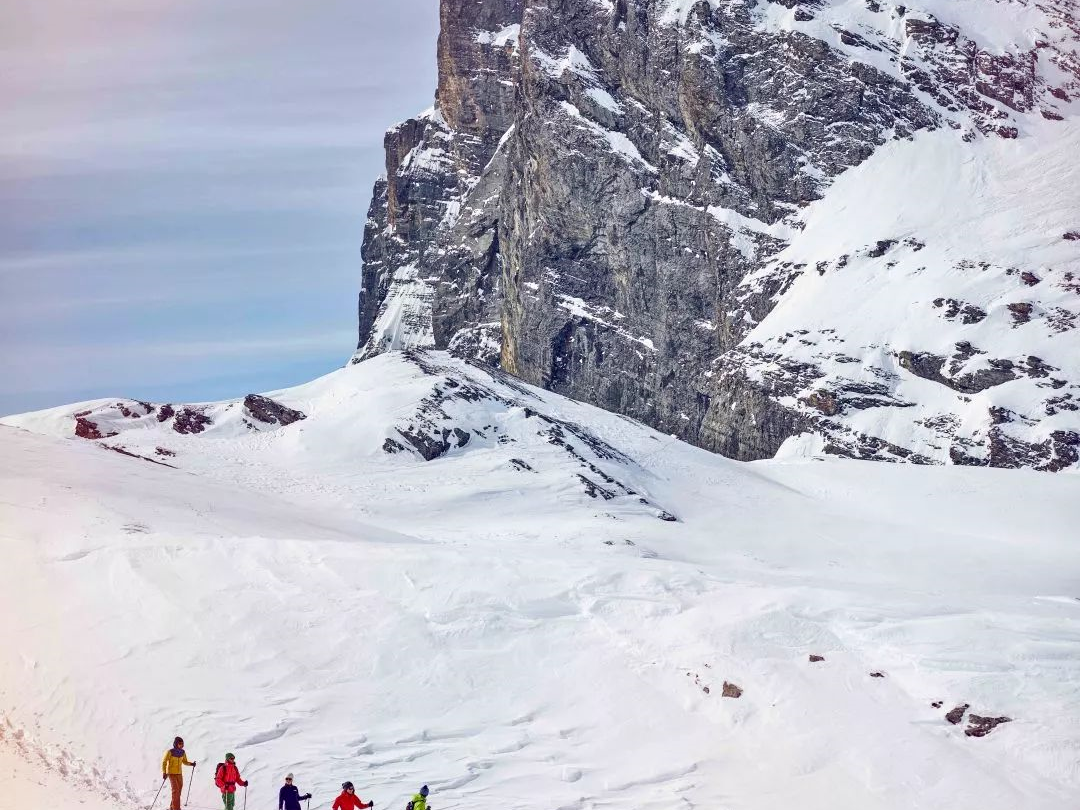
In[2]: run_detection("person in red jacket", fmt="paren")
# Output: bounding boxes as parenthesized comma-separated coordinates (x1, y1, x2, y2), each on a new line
(214, 753, 249, 810)
(332, 782, 373, 810)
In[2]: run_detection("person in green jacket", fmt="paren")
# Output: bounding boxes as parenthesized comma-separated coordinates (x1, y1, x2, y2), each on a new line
(408, 785, 430, 810)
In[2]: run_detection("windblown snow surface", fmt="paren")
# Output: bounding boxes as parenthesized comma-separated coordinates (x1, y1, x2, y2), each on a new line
(2, 351, 1079, 810)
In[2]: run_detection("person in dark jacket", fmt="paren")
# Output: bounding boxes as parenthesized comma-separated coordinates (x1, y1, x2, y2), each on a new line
(279, 773, 312, 810)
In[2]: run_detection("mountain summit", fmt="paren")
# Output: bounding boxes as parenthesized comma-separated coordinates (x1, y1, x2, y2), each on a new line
(354, 0, 1080, 470)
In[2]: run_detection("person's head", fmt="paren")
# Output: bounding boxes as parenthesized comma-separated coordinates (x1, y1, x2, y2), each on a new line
(285, 774, 294, 784)
(419, 786, 429, 798)
(225, 753, 236, 763)
(174, 737, 184, 748)
(342, 782, 354, 793)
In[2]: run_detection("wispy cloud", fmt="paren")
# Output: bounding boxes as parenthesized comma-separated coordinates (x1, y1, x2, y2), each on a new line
(0, 0, 439, 414)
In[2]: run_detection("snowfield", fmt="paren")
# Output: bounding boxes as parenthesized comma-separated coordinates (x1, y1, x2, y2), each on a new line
(2, 351, 1079, 810)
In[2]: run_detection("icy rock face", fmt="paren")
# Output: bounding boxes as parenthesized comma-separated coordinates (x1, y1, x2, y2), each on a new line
(355, 0, 1080, 470)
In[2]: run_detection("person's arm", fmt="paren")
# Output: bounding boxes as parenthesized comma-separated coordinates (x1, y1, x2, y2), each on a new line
(162, 752, 169, 778)
(183, 754, 195, 767)
(279, 786, 286, 810)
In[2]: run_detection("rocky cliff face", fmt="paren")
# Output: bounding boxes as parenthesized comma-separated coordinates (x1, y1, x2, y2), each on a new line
(356, 0, 1080, 471)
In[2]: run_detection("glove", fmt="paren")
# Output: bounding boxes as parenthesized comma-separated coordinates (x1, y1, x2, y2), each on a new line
(192, 762, 197, 767)
(163, 774, 167, 780)
(302, 795, 312, 801)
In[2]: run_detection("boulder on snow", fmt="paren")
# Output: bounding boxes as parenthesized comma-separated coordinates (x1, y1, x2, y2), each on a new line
(809, 654, 825, 663)
(722, 681, 743, 698)
(946, 703, 970, 724)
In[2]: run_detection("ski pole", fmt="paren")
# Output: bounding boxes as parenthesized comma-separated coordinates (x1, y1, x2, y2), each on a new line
(185, 763, 197, 806)
(243, 784, 248, 810)
(149, 776, 167, 810)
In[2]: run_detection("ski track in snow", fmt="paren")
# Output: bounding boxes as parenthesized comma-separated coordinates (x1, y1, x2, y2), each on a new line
(1, 351, 1079, 810)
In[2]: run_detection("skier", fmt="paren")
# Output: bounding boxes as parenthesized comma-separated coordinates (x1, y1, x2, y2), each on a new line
(408, 785, 430, 810)
(279, 773, 312, 810)
(332, 781, 373, 810)
(161, 736, 197, 810)
(214, 753, 249, 810)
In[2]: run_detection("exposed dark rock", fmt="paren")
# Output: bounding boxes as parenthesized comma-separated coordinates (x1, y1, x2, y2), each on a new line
(382, 437, 408, 454)
(931, 701, 943, 709)
(157, 404, 175, 423)
(1007, 302, 1033, 325)
(809, 654, 825, 663)
(103, 444, 177, 468)
(154, 447, 176, 458)
(803, 389, 841, 416)
(721, 681, 743, 698)
(116, 402, 145, 419)
(898, 348, 1019, 394)
(869, 671, 885, 678)
(509, 457, 535, 471)
(578, 474, 616, 500)
(965, 714, 1012, 737)
(1063, 231, 1080, 241)
(946, 703, 970, 724)
(1020, 271, 1041, 286)
(932, 297, 986, 324)
(396, 427, 453, 460)
(867, 239, 897, 258)
(173, 408, 212, 435)
(243, 394, 307, 426)
(75, 417, 106, 440)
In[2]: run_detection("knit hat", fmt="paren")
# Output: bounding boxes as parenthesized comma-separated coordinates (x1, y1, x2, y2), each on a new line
(420, 786, 429, 797)
(225, 753, 236, 761)
(286, 774, 294, 780)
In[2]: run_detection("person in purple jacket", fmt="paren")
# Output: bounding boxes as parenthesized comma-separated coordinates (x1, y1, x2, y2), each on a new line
(279, 773, 312, 810)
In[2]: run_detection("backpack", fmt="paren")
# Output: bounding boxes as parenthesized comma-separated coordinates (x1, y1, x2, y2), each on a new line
(406, 803, 414, 810)
(215, 763, 227, 790)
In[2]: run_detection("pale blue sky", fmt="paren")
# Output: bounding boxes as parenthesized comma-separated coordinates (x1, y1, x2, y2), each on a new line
(0, 0, 439, 414)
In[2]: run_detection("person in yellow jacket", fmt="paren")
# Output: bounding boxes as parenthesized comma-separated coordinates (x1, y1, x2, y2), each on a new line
(162, 736, 197, 810)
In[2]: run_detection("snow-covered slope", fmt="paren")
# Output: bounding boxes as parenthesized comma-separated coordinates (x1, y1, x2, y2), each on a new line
(734, 118, 1080, 468)
(3, 351, 1079, 810)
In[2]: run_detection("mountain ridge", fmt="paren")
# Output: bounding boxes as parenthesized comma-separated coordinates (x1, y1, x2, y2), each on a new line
(353, 0, 1080, 470)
